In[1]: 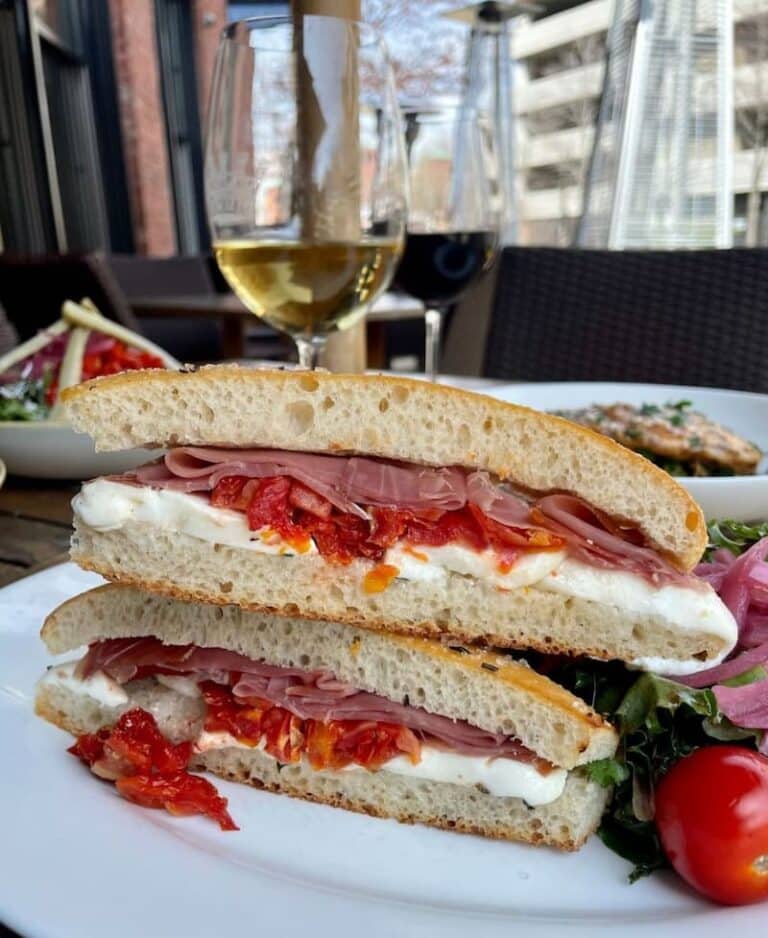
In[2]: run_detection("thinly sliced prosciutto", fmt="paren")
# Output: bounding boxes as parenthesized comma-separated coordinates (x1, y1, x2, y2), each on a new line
(140, 448, 469, 518)
(120, 446, 691, 583)
(79, 638, 547, 765)
(533, 494, 692, 584)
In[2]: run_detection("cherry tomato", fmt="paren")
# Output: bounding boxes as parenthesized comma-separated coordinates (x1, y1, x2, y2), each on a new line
(655, 745, 768, 905)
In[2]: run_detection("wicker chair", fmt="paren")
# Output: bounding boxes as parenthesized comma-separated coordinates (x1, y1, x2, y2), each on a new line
(482, 247, 768, 392)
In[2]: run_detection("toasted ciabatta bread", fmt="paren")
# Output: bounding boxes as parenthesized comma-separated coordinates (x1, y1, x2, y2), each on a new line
(61, 366, 706, 570)
(41, 585, 618, 769)
(35, 678, 610, 850)
(69, 521, 735, 670)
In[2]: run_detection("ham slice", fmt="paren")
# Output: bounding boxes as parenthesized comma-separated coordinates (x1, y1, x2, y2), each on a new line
(80, 638, 547, 766)
(120, 446, 687, 583)
(534, 494, 693, 585)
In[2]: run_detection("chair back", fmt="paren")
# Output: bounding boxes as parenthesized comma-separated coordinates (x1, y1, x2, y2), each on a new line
(107, 253, 223, 362)
(107, 254, 215, 298)
(0, 252, 140, 340)
(483, 247, 768, 392)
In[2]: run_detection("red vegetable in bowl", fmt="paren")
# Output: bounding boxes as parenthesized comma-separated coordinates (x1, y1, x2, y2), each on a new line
(655, 746, 768, 905)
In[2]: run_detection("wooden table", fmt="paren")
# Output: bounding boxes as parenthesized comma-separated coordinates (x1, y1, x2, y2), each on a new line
(130, 291, 425, 365)
(0, 480, 76, 586)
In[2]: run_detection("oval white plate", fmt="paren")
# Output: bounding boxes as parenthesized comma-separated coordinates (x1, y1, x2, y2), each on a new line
(1, 563, 766, 938)
(0, 421, 155, 480)
(486, 382, 768, 522)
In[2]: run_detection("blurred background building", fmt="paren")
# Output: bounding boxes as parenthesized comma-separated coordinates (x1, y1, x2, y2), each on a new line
(1, 0, 768, 256)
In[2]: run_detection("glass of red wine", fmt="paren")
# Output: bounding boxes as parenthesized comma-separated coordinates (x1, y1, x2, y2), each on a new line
(395, 105, 499, 381)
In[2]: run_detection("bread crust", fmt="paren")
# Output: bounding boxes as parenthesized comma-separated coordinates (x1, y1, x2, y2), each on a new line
(61, 366, 706, 569)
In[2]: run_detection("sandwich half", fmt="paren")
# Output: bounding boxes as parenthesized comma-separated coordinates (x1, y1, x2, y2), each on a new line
(62, 366, 737, 674)
(36, 585, 618, 850)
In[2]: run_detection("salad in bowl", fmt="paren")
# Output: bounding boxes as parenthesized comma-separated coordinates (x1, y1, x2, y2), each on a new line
(0, 300, 179, 421)
(0, 300, 179, 478)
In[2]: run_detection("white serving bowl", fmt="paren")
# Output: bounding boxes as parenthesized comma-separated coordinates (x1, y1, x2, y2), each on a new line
(0, 421, 156, 480)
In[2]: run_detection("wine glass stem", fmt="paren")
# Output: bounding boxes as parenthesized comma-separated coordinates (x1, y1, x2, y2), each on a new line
(295, 336, 325, 370)
(424, 307, 444, 383)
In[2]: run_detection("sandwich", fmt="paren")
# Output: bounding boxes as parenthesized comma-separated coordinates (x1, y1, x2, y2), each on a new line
(36, 584, 618, 850)
(61, 366, 738, 674)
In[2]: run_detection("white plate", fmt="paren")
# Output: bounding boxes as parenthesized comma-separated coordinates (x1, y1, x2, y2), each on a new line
(486, 382, 768, 522)
(1, 563, 765, 937)
(0, 421, 155, 480)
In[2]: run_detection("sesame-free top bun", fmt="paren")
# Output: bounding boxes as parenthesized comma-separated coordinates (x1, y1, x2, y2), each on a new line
(61, 366, 706, 569)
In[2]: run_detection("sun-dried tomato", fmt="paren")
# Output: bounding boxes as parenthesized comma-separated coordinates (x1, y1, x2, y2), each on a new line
(468, 504, 564, 552)
(304, 720, 349, 771)
(211, 475, 252, 511)
(331, 720, 421, 770)
(67, 708, 236, 831)
(116, 773, 238, 831)
(200, 680, 269, 745)
(104, 708, 192, 776)
(261, 707, 305, 763)
(404, 506, 486, 551)
(368, 507, 410, 548)
(68, 727, 110, 766)
(200, 684, 422, 772)
(245, 476, 302, 540)
(210, 473, 559, 568)
(288, 481, 332, 519)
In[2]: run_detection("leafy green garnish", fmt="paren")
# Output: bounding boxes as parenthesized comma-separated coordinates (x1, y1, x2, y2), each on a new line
(706, 518, 768, 557)
(596, 675, 719, 880)
(615, 673, 717, 733)
(585, 757, 630, 787)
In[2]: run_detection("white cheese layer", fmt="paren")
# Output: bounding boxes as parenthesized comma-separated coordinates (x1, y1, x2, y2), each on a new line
(40, 661, 129, 707)
(193, 731, 567, 804)
(74, 479, 318, 556)
(38, 663, 566, 805)
(385, 542, 565, 590)
(540, 560, 737, 670)
(73, 479, 738, 674)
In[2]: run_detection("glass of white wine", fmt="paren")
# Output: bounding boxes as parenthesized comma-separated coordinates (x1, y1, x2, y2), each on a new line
(204, 14, 407, 369)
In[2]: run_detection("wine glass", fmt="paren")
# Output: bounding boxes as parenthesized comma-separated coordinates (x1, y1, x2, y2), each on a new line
(204, 15, 407, 369)
(394, 106, 499, 381)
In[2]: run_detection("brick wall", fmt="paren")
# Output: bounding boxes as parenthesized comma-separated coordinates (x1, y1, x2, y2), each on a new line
(108, 0, 176, 256)
(192, 0, 229, 128)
